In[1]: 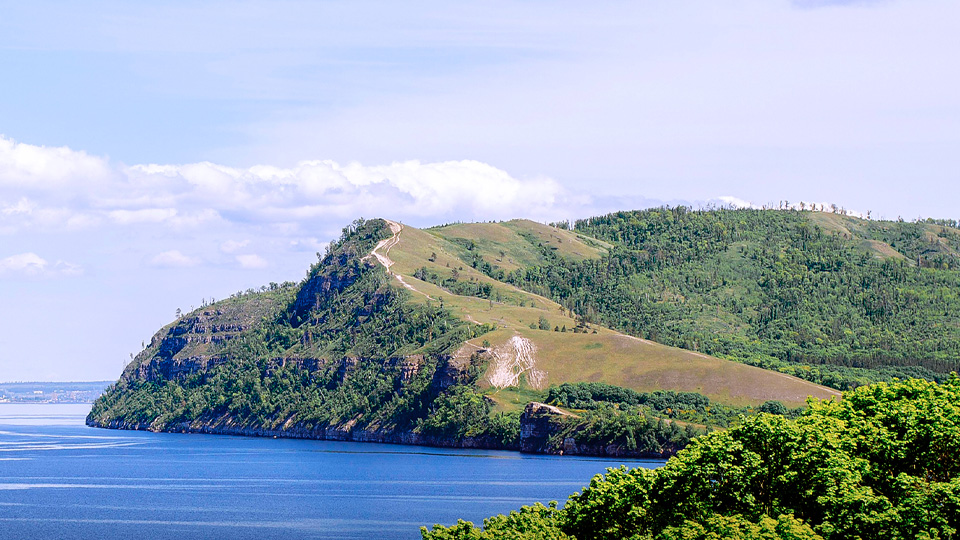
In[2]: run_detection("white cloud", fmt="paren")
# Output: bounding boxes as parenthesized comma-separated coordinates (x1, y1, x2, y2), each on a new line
(1, 137, 583, 241)
(108, 208, 178, 224)
(289, 238, 327, 252)
(52, 260, 83, 276)
(0, 136, 112, 190)
(220, 239, 249, 253)
(150, 250, 199, 268)
(0, 252, 82, 278)
(3, 136, 898, 252)
(126, 158, 573, 222)
(0, 252, 47, 276)
(1, 198, 35, 215)
(236, 254, 268, 269)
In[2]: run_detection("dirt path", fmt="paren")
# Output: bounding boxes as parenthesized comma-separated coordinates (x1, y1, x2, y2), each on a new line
(618, 333, 657, 346)
(366, 219, 434, 300)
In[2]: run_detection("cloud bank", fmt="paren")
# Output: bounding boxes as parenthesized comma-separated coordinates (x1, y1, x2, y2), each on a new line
(0, 136, 578, 239)
(0, 135, 878, 279)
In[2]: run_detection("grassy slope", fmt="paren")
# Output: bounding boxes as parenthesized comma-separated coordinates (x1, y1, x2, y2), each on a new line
(385, 221, 838, 408)
(428, 219, 608, 271)
(810, 211, 959, 262)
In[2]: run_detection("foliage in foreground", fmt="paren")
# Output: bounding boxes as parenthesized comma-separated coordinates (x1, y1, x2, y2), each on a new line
(423, 377, 960, 540)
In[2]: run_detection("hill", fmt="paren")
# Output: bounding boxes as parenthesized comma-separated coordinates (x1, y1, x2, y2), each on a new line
(382, 218, 833, 407)
(89, 209, 960, 454)
(465, 209, 960, 389)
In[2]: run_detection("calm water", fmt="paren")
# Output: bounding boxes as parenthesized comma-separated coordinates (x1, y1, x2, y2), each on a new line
(0, 404, 664, 540)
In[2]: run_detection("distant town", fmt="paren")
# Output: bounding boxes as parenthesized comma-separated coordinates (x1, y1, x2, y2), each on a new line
(0, 381, 113, 404)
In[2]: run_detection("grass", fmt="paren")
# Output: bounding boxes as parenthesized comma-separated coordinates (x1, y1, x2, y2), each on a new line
(384, 221, 841, 408)
(484, 387, 548, 414)
(860, 239, 908, 261)
(427, 219, 607, 273)
(502, 219, 609, 261)
(488, 329, 837, 408)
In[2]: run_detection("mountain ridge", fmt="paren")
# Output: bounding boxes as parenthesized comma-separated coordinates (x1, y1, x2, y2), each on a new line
(88, 208, 959, 455)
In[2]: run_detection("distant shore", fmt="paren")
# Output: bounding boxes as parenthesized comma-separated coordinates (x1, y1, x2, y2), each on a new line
(0, 381, 112, 405)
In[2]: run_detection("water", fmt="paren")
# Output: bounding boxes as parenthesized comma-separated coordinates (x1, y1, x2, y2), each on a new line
(0, 404, 665, 540)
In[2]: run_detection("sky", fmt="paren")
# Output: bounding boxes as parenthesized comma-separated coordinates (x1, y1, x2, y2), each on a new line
(1, 0, 958, 381)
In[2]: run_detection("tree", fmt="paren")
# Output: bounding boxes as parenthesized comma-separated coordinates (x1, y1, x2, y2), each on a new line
(757, 400, 788, 415)
(427, 378, 960, 540)
(538, 316, 550, 330)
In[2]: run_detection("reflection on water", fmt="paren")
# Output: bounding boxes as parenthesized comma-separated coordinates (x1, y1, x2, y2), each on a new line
(0, 404, 664, 540)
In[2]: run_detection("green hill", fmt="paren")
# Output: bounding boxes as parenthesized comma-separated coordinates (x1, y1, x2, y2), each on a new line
(460, 209, 960, 389)
(89, 209, 960, 455)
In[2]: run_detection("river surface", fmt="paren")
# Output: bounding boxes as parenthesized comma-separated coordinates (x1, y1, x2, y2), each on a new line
(0, 404, 665, 540)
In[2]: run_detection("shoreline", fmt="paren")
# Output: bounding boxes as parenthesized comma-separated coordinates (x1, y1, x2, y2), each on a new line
(86, 414, 678, 460)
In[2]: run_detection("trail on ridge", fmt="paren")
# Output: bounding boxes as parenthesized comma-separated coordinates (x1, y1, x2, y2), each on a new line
(365, 219, 433, 300)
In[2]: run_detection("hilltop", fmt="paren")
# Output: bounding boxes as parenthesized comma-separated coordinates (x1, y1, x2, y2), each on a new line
(88, 209, 960, 455)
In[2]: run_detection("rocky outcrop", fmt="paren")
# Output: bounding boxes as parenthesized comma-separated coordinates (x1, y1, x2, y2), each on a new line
(519, 402, 675, 458)
(519, 402, 576, 453)
(383, 355, 425, 382)
(133, 355, 227, 382)
(134, 353, 445, 386)
(291, 257, 368, 322)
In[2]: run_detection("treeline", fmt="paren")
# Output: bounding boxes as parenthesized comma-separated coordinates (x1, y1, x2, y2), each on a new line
(413, 266, 495, 300)
(548, 382, 797, 428)
(467, 208, 960, 387)
(422, 377, 960, 540)
(545, 406, 704, 457)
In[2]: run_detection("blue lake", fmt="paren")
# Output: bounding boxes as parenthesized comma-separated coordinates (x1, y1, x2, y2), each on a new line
(0, 404, 665, 540)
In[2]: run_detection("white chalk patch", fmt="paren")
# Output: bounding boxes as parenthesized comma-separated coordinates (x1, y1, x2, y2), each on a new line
(486, 336, 546, 389)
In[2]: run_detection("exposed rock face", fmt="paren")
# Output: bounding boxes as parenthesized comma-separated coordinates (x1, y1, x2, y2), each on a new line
(127, 308, 255, 382)
(432, 355, 472, 390)
(384, 355, 425, 382)
(135, 351, 442, 386)
(518, 402, 674, 458)
(133, 355, 228, 382)
(291, 255, 368, 322)
(519, 402, 575, 453)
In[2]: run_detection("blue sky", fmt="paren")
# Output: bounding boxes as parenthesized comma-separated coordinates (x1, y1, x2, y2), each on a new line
(1, 0, 959, 381)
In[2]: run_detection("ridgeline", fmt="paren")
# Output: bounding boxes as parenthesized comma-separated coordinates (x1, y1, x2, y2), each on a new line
(89, 208, 960, 456)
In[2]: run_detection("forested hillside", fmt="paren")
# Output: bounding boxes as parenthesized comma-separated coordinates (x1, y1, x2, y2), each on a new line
(90, 219, 511, 444)
(89, 218, 711, 456)
(468, 208, 960, 389)
(90, 208, 960, 457)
